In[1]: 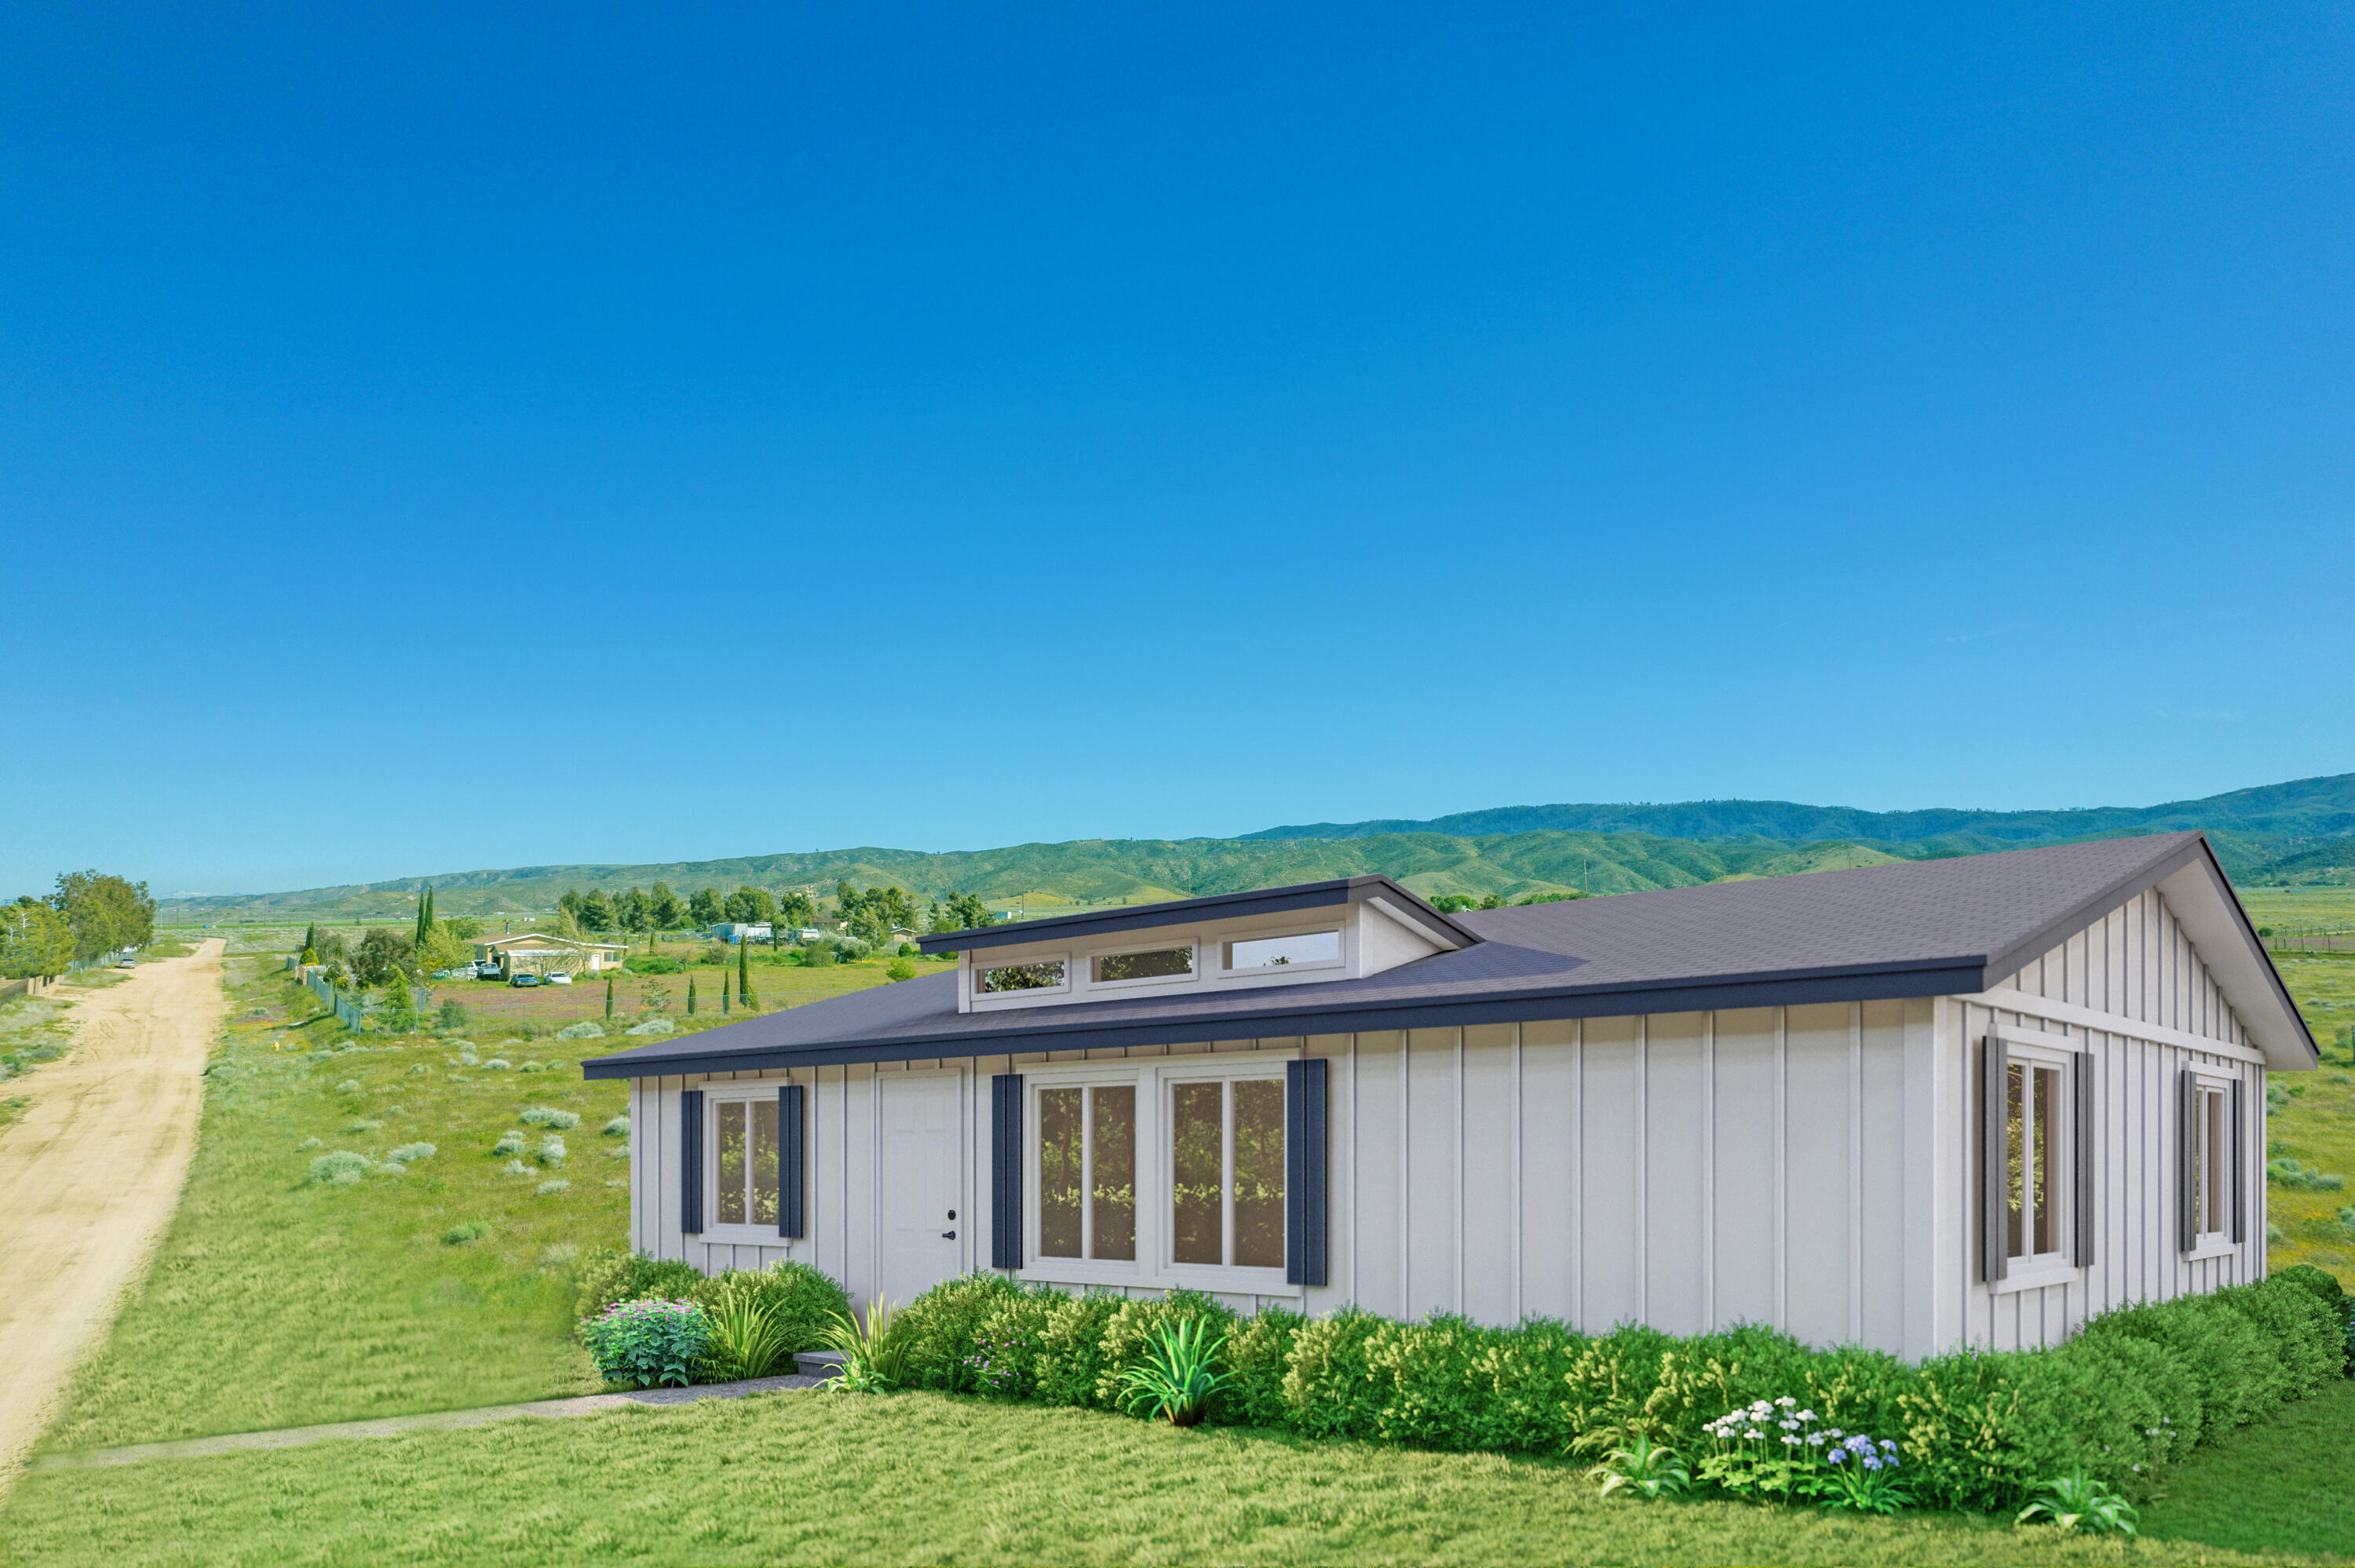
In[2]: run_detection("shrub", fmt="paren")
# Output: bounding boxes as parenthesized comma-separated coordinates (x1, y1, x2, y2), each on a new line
(555, 1021, 604, 1040)
(2266, 1157, 2346, 1191)
(700, 1261, 853, 1358)
(896, 1273, 1029, 1391)
(442, 1220, 491, 1244)
(484, 1058, 511, 1070)
(537, 1179, 570, 1195)
(521, 1107, 581, 1129)
(491, 1131, 525, 1157)
(603, 1114, 630, 1136)
(582, 1299, 710, 1388)
(537, 1135, 567, 1164)
(703, 1280, 794, 1380)
(305, 1150, 372, 1186)
(575, 1249, 707, 1323)
(387, 1142, 436, 1164)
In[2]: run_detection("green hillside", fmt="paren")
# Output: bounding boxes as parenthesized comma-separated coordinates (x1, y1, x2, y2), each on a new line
(155, 773, 2355, 925)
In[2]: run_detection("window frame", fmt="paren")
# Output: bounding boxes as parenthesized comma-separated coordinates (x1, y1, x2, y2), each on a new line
(1019, 1055, 1294, 1293)
(973, 952, 1072, 1003)
(1083, 936, 1201, 993)
(1216, 926, 1345, 979)
(1989, 1032, 2082, 1294)
(701, 1081, 787, 1244)
(2184, 1067, 2239, 1260)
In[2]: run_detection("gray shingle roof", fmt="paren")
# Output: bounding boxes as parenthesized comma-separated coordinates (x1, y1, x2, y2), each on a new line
(583, 831, 2314, 1078)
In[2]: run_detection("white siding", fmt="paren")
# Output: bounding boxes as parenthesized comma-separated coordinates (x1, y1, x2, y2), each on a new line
(623, 896, 2269, 1356)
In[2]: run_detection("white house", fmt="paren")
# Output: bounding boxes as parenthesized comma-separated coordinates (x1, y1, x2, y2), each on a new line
(711, 922, 774, 944)
(472, 932, 627, 976)
(582, 833, 2317, 1357)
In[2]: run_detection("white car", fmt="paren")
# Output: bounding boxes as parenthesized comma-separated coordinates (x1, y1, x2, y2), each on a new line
(543, 972, 574, 985)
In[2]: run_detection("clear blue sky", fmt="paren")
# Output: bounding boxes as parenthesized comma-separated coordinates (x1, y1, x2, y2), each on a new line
(4, 4, 2350, 896)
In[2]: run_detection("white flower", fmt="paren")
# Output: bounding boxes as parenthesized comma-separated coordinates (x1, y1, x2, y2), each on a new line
(1782, 1435, 1800, 1446)
(1795, 1409, 1816, 1421)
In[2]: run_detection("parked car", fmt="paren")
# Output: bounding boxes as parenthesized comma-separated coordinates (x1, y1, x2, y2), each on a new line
(544, 972, 574, 985)
(473, 961, 504, 980)
(509, 973, 541, 987)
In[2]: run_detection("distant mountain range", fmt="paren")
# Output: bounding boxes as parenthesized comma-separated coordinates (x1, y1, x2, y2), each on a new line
(156, 772, 2355, 924)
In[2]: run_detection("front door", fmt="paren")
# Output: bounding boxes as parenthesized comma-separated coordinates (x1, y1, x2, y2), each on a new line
(879, 1072, 963, 1304)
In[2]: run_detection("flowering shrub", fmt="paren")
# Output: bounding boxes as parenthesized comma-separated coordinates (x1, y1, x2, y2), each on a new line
(582, 1299, 710, 1387)
(965, 1329, 1034, 1396)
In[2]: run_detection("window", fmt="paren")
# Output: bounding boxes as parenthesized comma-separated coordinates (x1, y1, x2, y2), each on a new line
(714, 1098, 779, 1227)
(1223, 931, 1340, 972)
(978, 957, 1066, 994)
(2191, 1081, 2231, 1241)
(2000, 1055, 2069, 1265)
(1036, 1085, 1135, 1260)
(1091, 946, 1193, 984)
(1170, 1078, 1285, 1268)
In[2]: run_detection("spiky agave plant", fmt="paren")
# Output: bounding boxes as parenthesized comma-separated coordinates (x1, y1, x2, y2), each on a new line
(1118, 1315, 1234, 1427)
(2017, 1468, 2140, 1538)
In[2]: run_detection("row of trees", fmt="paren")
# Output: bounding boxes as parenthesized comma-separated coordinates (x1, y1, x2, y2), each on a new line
(1, 871, 157, 979)
(545, 881, 1000, 947)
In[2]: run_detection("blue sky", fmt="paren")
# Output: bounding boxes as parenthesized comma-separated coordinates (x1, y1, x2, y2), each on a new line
(4, 3, 2350, 896)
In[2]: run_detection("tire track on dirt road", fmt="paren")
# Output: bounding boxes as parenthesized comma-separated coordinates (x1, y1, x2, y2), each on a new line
(0, 939, 228, 1479)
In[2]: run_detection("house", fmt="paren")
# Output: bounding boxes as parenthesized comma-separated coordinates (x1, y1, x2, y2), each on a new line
(581, 833, 2316, 1357)
(470, 932, 627, 977)
(711, 922, 774, 944)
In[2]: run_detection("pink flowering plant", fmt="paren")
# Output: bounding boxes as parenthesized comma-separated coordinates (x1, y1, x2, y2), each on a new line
(582, 1298, 711, 1388)
(1699, 1398, 1911, 1514)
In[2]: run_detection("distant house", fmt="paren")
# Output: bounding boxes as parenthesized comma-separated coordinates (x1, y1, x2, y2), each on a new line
(711, 922, 773, 945)
(886, 927, 921, 948)
(471, 932, 627, 977)
(792, 927, 823, 943)
(584, 833, 2315, 1358)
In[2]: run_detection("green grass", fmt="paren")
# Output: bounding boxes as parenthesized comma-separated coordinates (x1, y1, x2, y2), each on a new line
(2237, 890, 2355, 1289)
(33, 950, 910, 1453)
(2138, 1378, 2355, 1555)
(6, 1382, 2351, 1567)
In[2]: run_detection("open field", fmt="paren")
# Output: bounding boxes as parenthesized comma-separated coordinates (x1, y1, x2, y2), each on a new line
(29, 946, 916, 1455)
(5, 1377, 2351, 1566)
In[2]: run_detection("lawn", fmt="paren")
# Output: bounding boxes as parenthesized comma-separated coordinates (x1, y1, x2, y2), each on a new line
(2237, 888, 2355, 1290)
(5, 1379, 2352, 1566)
(32, 946, 913, 1453)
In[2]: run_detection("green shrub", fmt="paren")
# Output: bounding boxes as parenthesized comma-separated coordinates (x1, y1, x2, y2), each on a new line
(305, 1150, 372, 1186)
(896, 1273, 1028, 1391)
(1031, 1290, 1125, 1409)
(699, 1260, 853, 1358)
(1221, 1304, 1303, 1427)
(582, 1299, 709, 1388)
(575, 1249, 707, 1323)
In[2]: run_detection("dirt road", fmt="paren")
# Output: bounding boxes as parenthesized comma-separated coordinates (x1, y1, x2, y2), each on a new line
(0, 940, 228, 1473)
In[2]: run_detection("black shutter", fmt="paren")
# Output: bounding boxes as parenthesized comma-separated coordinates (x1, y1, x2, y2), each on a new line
(2072, 1049, 2096, 1267)
(1285, 1057, 1329, 1287)
(780, 1082, 805, 1239)
(681, 1088, 704, 1235)
(1981, 1036, 2008, 1282)
(2177, 1067, 2196, 1253)
(2230, 1078, 2245, 1245)
(990, 1073, 1023, 1271)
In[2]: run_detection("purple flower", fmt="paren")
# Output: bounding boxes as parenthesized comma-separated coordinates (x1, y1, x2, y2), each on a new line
(1826, 1449, 1846, 1465)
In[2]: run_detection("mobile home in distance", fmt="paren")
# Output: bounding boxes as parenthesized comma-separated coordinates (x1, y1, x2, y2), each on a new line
(582, 833, 2316, 1356)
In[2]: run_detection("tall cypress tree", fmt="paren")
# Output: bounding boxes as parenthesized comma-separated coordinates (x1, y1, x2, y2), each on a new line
(687, 975, 696, 1015)
(604, 975, 614, 1019)
(737, 939, 753, 1009)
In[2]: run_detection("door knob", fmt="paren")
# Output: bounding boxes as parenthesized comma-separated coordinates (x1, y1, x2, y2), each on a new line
(940, 1229, 957, 1239)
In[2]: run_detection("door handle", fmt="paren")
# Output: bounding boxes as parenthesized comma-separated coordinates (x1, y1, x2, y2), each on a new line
(940, 1230, 957, 1239)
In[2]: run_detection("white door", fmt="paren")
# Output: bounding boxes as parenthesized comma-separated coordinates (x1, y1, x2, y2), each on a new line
(879, 1072, 963, 1304)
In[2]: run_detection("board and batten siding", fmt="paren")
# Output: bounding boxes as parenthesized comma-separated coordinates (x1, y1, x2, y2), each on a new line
(623, 890, 2267, 1358)
(1949, 887, 2266, 1352)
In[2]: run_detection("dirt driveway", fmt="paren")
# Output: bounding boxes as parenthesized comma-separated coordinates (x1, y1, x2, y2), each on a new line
(0, 940, 227, 1474)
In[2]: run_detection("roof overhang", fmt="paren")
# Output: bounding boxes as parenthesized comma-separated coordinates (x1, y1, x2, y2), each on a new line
(915, 875, 1479, 957)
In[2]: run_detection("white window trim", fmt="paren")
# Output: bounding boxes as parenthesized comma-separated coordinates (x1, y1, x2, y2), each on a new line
(1216, 925, 1345, 979)
(973, 952, 1072, 1005)
(2185, 1066, 2239, 1260)
(1083, 935, 1201, 994)
(1991, 1034, 2082, 1294)
(703, 1082, 787, 1246)
(1020, 1056, 1294, 1295)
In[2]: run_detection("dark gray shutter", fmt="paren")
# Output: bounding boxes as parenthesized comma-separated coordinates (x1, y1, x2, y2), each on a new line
(1981, 1036, 2008, 1282)
(2230, 1077, 2245, 1245)
(681, 1088, 704, 1235)
(780, 1082, 805, 1239)
(2072, 1049, 2096, 1267)
(990, 1073, 1023, 1271)
(1285, 1057, 1329, 1287)
(2177, 1067, 2196, 1253)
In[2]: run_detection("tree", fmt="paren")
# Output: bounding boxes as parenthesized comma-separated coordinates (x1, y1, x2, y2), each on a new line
(0, 899, 74, 979)
(414, 884, 436, 946)
(687, 975, 698, 1015)
(579, 889, 615, 932)
(441, 915, 483, 941)
(724, 886, 776, 925)
(301, 922, 319, 959)
(688, 887, 724, 928)
(776, 891, 816, 930)
(616, 888, 652, 938)
(49, 871, 155, 960)
(414, 923, 472, 975)
(650, 883, 685, 934)
(384, 966, 414, 1028)
(605, 976, 615, 1019)
(738, 939, 756, 1008)
(353, 927, 417, 986)
(557, 889, 586, 922)
(929, 892, 992, 935)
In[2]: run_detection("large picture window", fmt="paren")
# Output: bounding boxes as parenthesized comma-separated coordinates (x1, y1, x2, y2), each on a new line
(1037, 1085, 1136, 1260)
(1170, 1078, 1285, 1268)
(714, 1097, 778, 1227)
